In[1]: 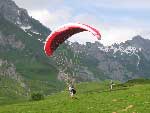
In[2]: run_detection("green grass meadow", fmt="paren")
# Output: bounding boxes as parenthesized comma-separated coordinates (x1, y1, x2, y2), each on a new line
(0, 80, 150, 113)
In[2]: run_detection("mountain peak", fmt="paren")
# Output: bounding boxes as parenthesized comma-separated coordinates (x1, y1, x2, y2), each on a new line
(125, 35, 150, 50)
(132, 35, 144, 41)
(0, 0, 29, 26)
(0, 0, 16, 5)
(0, 0, 50, 36)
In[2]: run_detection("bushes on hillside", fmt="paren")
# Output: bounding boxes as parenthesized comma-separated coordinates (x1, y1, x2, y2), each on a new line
(30, 92, 44, 101)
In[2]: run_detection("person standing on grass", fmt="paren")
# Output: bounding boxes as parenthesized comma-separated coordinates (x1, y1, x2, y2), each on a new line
(68, 84, 76, 98)
(110, 80, 115, 91)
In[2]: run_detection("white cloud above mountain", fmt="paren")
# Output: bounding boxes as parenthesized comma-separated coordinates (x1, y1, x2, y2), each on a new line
(14, 0, 150, 45)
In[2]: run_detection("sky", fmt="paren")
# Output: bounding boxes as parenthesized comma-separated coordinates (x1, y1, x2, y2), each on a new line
(13, 0, 150, 45)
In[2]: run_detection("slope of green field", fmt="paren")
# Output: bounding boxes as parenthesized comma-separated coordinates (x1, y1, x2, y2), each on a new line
(0, 16, 65, 100)
(0, 79, 150, 113)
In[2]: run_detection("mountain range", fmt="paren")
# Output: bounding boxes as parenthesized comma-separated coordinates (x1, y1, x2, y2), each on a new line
(0, 0, 150, 99)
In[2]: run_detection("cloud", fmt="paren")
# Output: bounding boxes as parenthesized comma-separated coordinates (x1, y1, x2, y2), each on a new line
(85, 0, 150, 10)
(69, 23, 149, 46)
(69, 13, 150, 45)
(29, 8, 72, 29)
(13, 0, 150, 45)
(14, 0, 150, 11)
(101, 26, 140, 45)
(14, 0, 64, 10)
(14, 0, 73, 30)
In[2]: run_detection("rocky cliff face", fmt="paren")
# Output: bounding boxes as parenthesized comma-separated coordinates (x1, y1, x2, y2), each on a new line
(0, 0, 28, 25)
(0, 59, 30, 96)
(0, 0, 50, 35)
(66, 35, 150, 81)
(0, 32, 25, 49)
(0, 0, 62, 98)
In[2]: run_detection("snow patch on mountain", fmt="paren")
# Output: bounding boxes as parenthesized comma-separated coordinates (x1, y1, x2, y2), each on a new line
(98, 45, 141, 68)
(27, 33, 32, 37)
(17, 10, 20, 16)
(98, 45, 139, 54)
(16, 20, 21, 25)
(20, 25, 31, 32)
(38, 39, 42, 42)
(134, 53, 141, 67)
(31, 31, 41, 35)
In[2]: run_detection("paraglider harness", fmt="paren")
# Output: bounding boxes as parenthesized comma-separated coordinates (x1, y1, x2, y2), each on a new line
(71, 88, 76, 94)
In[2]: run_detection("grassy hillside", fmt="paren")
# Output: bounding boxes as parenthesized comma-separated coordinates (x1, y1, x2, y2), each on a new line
(0, 16, 65, 98)
(0, 79, 149, 113)
(0, 76, 27, 105)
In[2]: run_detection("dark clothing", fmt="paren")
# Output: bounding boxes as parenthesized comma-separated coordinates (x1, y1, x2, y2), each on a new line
(71, 89, 76, 94)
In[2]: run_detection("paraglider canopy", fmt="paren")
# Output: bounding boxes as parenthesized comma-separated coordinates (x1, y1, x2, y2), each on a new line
(44, 23, 101, 56)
